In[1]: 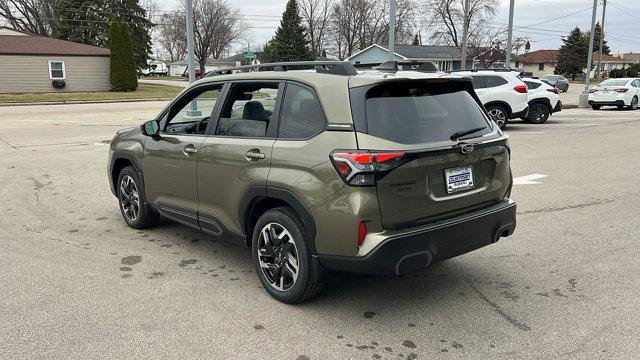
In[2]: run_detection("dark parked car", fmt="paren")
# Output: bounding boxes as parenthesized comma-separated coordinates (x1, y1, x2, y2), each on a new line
(108, 61, 517, 303)
(541, 74, 569, 92)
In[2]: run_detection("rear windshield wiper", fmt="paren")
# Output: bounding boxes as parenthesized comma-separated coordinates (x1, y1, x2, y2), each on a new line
(450, 126, 486, 141)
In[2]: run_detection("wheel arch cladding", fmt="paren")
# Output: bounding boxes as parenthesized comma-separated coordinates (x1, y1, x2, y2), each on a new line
(485, 101, 513, 116)
(110, 154, 142, 196)
(528, 98, 552, 110)
(240, 187, 317, 252)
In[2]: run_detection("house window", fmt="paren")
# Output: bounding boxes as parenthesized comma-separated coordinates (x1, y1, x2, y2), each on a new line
(538, 63, 545, 71)
(48, 60, 66, 80)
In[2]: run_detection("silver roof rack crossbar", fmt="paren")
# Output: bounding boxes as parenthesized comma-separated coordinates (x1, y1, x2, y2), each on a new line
(206, 61, 358, 77)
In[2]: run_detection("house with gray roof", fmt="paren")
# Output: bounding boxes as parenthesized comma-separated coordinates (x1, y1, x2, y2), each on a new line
(345, 44, 464, 71)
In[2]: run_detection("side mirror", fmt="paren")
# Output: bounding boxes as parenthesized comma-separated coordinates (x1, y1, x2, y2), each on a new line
(141, 120, 160, 140)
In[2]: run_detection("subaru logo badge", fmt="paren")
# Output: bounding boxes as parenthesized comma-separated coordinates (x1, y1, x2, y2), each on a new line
(460, 144, 474, 154)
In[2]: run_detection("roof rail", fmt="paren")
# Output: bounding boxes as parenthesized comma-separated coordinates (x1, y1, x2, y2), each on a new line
(449, 68, 519, 73)
(363, 60, 440, 73)
(205, 61, 358, 77)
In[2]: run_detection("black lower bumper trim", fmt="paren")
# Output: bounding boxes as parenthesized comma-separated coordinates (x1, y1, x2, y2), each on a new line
(511, 107, 529, 119)
(318, 200, 517, 275)
(588, 100, 625, 106)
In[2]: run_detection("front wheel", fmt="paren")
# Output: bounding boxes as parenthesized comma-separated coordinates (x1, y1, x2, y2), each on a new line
(117, 166, 159, 229)
(252, 207, 326, 303)
(525, 103, 550, 124)
(628, 96, 638, 110)
(486, 105, 509, 130)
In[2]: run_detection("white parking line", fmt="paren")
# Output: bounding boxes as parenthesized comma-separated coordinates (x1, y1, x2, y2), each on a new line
(513, 174, 548, 185)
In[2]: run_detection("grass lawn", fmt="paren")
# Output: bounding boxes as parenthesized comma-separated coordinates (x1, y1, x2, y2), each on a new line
(0, 84, 183, 104)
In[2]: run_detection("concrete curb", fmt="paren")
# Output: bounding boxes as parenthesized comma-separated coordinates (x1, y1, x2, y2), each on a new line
(0, 98, 173, 107)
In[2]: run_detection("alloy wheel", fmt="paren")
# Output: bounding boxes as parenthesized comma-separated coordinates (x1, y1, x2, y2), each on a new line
(119, 175, 140, 222)
(257, 223, 299, 291)
(488, 108, 507, 128)
(632, 97, 638, 110)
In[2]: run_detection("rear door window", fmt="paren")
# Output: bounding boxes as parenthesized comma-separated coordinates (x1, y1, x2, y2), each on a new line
(278, 83, 326, 139)
(485, 76, 508, 88)
(471, 76, 487, 89)
(357, 81, 492, 145)
(215, 82, 280, 138)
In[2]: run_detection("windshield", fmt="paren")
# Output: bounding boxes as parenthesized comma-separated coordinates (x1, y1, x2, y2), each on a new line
(598, 79, 629, 87)
(360, 82, 492, 145)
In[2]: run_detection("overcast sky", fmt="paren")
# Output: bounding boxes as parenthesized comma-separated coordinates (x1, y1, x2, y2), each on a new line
(160, 0, 640, 55)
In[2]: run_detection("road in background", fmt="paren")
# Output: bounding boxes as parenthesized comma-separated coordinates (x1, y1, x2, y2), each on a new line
(1, 104, 639, 359)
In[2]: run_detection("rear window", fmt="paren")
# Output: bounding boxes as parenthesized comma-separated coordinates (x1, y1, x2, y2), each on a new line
(599, 79, 629, 87)
(485, 76, 508, 88)
(524, 81, 541, 89)
(356, 81, 492, 144)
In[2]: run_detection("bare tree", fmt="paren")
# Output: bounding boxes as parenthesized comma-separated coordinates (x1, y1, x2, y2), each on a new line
(158, 11, 187, 62)
(299, 0, 332, 57)
(423, 0, 498, 46)
(0, 0, 59, 35)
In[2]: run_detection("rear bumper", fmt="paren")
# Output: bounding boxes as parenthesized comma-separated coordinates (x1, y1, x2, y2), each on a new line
(318, 199, 517, 275)
(588, 100, 626, 106)
(553, 100, 562, 113)
(510, 107, 529, 119)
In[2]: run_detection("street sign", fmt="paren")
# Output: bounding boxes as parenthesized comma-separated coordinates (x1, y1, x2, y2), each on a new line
(244, 51, 255, 59)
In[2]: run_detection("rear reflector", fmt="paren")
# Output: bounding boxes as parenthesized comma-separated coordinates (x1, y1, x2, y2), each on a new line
(615, 88, 628, 93)
(357, 221, 368, 247)
(514, 85, 528, 93)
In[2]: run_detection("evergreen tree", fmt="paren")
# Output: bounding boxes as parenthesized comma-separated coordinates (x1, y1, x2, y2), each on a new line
(591, 22, 610, 55)
(412, 34, 420, 45)
(56, 0, 151, 70)
(263, 0, 313, 62)
(556, 27, 589, 79)
(109, 20, 138, 91)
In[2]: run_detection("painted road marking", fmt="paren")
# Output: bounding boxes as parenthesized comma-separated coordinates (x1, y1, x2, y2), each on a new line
(513, 174, 548, 185)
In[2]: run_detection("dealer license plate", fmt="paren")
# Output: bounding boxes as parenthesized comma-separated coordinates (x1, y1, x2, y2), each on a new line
(445, 166, 474, 194)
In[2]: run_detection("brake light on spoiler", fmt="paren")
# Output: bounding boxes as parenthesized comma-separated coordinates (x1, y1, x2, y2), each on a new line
(330, 151, 407, 186)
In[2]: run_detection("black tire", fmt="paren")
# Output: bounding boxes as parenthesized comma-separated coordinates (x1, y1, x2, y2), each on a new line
(117, 166, 159, 229)
(525, 103, 550, 124)
(628, 96, 638, 110)
(486, 105, 509, 130)
(251, 207, 326, 303)
(591, 104, 601, 110)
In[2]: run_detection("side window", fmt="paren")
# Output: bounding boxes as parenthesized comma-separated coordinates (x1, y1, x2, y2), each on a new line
(279, 83, 326, 139)
(164, 85, 223, 135)
(49, 60, 65, 80)
(215, 82, 280, 137)
(485, 76, 508, 88)
(524, 81, 541, 89)
(633, 80, 640, 88)
(471, 76, 487, 89)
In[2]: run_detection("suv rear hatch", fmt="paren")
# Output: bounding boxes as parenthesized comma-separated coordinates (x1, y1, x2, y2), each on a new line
(347, 78, 512, 230)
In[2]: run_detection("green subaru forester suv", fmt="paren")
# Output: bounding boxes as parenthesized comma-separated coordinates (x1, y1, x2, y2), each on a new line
(108, 61, 516, 303)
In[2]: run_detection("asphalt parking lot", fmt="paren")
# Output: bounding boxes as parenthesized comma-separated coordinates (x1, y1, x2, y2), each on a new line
(1, 102, 639, 359)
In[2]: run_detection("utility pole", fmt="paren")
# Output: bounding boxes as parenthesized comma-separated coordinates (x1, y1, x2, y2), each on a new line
(579, 0, 599, 108)
(595, 0, 607, 81)
(185, 0, 196, 84)
(389, 0, 396, 61)
(505, 0, 515, 68)
(461, 0, 470, 69)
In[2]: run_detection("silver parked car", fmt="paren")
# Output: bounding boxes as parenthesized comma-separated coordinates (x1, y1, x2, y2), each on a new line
(540, 74, 569, 92)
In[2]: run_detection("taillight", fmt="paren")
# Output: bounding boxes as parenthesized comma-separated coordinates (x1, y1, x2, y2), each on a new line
(357, 221, 368, 247)
(330, 151, 407, 186)
(513, 85, 528, 93)
(615, 88, 628, 93)
(589, 89, 598, 93)
(547, 88, 559, 94)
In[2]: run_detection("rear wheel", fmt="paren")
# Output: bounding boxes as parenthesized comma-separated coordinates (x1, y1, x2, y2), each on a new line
(117, 166, 159, 229)
(252, 207, 326, 303)
(591, 104, 601, 110)
(525, 103, 550, 124)
(628, 96, 638, 110)
(486, 105, 509, 130)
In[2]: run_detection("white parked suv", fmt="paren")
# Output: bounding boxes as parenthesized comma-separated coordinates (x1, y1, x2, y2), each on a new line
(588, 78, 640, 110)
(521, 78, 562, 124)
(454, 70, 529, 129)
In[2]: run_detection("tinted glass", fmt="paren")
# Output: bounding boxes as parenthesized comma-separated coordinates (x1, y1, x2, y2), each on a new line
(485, 76, 508, 88)
(215, 82, 279, 137)
(599, 79, 629, 87)
(363, 83, 491, 145)
(279, 83, 325, 139)
(471, 76, 487, 89)
(164, 86, 222, 135)
(541, 75, 557, 81)
(524, 81, 541, 89)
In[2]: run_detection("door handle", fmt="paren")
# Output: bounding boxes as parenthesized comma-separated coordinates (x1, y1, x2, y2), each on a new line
(183, 145, 198, 156)
(245, 149, 265, 160)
